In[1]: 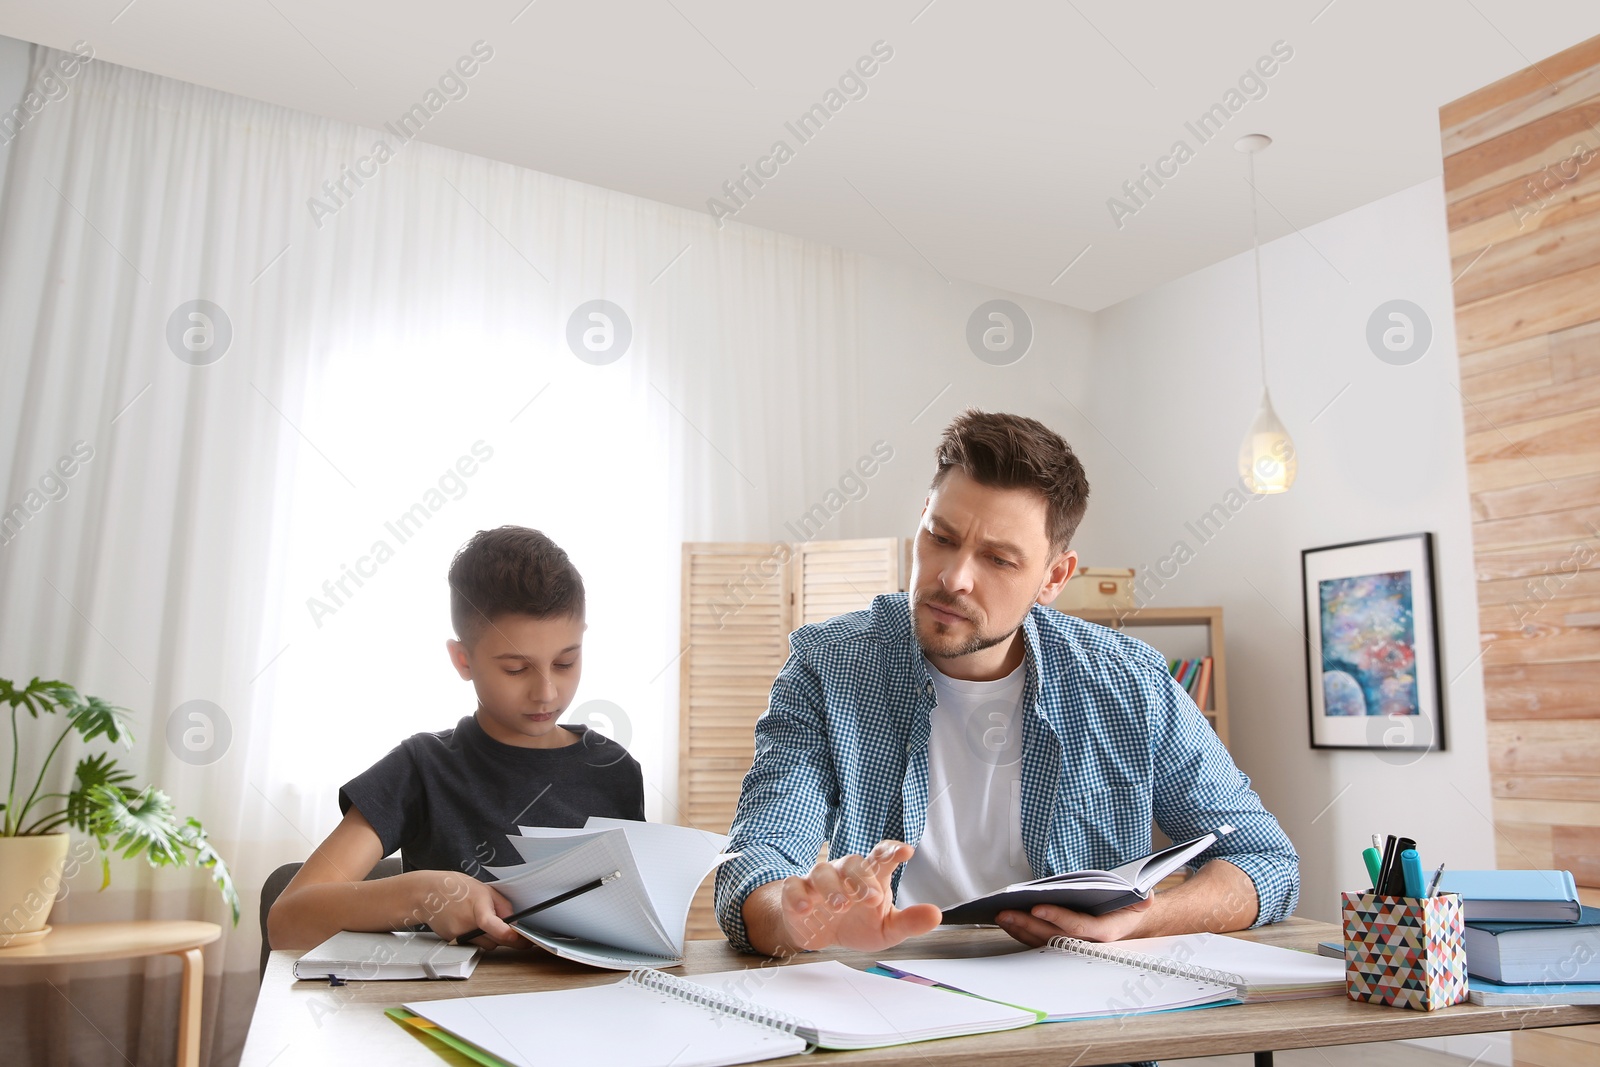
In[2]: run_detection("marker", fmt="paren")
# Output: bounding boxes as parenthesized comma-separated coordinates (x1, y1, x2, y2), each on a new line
(1362, 846, 1382, 889)
(1401, 849, 1425, 899)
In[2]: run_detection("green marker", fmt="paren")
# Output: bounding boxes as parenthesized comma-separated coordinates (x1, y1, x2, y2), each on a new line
(1362, 847, 1382, 889)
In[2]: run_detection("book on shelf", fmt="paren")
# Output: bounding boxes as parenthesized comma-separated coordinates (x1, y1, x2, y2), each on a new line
(1167, 656, 1213, 711)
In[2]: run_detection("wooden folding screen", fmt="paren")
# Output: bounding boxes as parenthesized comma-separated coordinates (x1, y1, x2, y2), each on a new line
(678, 538, 903, 938)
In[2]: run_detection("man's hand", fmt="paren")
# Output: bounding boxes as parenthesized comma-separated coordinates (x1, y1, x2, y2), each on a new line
(995, 858, 1260, 947)
(420, 871, 530, 949)
(996, 896, 1154, 947)
(744, 840, 942, 956)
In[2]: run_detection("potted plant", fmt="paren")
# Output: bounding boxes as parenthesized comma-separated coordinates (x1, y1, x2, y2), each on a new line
(2, 677, 238, 946)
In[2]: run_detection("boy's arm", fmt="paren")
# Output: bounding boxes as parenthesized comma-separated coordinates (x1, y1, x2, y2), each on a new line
(265, 806, 524, 950)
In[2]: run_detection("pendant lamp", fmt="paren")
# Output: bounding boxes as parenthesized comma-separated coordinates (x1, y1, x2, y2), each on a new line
(1235, 134, 1296, 494)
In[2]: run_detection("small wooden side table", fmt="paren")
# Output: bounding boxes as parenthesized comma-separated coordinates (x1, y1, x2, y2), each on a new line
(0, 920, 221, 1067)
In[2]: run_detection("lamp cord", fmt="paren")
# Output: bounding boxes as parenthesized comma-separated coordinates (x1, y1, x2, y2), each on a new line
(1248, 150, 1267, 391)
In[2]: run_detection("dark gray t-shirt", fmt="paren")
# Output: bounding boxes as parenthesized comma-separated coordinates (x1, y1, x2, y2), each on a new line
(339, 713, 646, 882)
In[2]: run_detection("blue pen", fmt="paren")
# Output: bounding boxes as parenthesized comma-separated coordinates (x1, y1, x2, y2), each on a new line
(1401, 849, 1425, 899)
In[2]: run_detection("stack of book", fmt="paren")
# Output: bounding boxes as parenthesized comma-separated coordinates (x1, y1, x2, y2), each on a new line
(1169, 657, 1214, 715)
(1441, 870, 1600, 1005)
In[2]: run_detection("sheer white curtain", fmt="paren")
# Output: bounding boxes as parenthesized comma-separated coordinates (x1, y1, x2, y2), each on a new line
(0, 43, 866, 1065)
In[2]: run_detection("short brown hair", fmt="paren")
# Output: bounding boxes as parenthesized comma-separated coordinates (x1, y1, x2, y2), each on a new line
(448, 526, 585, 645)
(931, 409, 1090, 552)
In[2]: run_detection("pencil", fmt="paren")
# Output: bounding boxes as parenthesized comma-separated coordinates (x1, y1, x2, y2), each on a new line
(453, 870, 621, 945)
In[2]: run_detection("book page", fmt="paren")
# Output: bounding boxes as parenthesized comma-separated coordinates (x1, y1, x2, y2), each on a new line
(579, 818, 731, 955)
(885, 946, 1234, 1019)
(687, 961, 1037, 1049)
(483, 831, 675, 957)
(1112, 933, 1343, 993)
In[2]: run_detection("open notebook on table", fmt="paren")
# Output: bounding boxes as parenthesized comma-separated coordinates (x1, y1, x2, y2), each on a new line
(401, 960, 1040, 1067)
(482, 817, 733, 970)
(883, 932, 1343, 1020)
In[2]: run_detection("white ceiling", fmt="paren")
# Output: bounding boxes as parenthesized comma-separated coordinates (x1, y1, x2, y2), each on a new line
(4, 1, 1599, 311)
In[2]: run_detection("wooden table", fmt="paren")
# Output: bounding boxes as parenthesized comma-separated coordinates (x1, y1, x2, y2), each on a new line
(241, 918, 1600, 1066)
(0, 920, 220, 1067)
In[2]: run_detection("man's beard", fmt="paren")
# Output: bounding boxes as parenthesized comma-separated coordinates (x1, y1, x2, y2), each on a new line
(912, 588, 1024, 659)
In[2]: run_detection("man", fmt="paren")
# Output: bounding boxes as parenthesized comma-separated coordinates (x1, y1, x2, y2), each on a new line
(715, 409, 1298, 959)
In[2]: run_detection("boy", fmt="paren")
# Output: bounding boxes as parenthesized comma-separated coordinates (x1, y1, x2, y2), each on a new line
(268, 526, 646, 950)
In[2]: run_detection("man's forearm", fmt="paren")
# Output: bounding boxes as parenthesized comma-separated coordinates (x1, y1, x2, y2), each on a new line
(739, 880, 797, 958)
(1138, 858, 1259, 937)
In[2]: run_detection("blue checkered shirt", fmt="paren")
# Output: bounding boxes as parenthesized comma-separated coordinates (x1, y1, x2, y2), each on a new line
(714, 593, 1299, 952)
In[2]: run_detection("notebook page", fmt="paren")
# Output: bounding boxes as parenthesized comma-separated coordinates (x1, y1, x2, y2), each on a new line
(579, 818, 731, 954)
(886, 945, 1234, 1019)
(1112, 933, 1343, 995)
(504, 831, 600, 865)
(483, 832, 676, 957)
(687, 960, 1038, 1049)
(404, 983, 806, 1067)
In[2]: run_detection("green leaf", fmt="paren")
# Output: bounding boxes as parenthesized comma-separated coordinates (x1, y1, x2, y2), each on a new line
(179, 817, 240, 925)
(0, 677, 77, 717)
(68, 696, 133, 748)
(65, 754, 135, 832)
(87, 785, 185, 865)
(85, 785, 240, 925)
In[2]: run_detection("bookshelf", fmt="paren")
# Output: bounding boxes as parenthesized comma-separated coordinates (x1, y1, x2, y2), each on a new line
(1055, 605, 1231, 750)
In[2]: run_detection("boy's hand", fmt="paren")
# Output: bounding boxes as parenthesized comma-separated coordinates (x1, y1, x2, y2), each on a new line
(422, 871, 529, 949)
(776, 840, 941, 953)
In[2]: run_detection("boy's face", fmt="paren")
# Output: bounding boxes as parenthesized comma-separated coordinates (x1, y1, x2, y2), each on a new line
(447, 612, 585, 749)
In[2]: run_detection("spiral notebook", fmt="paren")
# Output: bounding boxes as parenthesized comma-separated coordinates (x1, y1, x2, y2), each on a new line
(882, 935, 1245, 1021)
(402, 960, 1039, 1066)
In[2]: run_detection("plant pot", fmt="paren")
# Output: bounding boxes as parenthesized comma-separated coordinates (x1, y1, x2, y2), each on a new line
(0, 832, 70, 947)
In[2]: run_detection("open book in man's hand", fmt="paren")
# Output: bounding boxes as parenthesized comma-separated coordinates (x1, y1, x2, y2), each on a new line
(938, 826, 1234, 925)
(483, 817, 736, 970)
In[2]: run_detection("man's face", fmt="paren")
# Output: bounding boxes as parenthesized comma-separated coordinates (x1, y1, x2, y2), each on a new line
(911, 469, 1075, 660)
(447, 612, 585, 748)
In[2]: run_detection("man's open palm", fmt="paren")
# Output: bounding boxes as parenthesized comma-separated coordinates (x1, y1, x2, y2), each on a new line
(777, 840, 942, 952)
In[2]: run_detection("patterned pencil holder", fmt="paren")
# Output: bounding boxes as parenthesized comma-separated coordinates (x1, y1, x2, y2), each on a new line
(1340, 890, 1469, 1011)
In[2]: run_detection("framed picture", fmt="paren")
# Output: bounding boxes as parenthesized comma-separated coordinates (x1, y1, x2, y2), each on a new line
(1302, 532, 1445, 753)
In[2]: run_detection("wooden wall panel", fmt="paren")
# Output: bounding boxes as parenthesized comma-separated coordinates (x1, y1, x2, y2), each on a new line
(1442, 33, 1600, 1067)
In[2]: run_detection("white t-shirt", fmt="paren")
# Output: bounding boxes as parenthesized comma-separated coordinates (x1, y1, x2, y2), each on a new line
(896, 658, 1035, 908)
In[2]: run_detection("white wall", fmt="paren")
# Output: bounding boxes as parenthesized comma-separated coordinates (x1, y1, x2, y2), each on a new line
(733, 174, 1496, 936)
(1082, 176, 1496, 924)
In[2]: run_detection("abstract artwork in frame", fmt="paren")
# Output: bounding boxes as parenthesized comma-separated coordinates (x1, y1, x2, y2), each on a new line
(1302, 532, 1445, 753)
